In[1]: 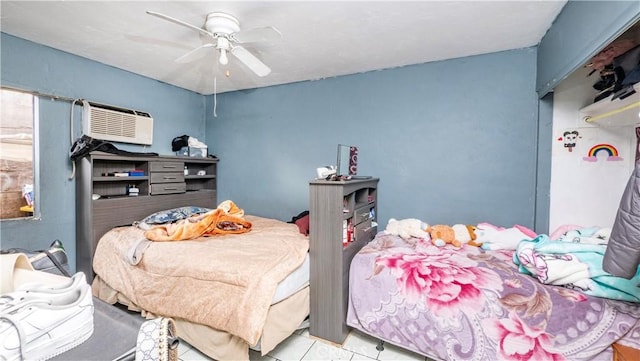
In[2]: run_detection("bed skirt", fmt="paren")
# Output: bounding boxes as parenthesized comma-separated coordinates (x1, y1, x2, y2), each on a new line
(93, 276, 310, 360)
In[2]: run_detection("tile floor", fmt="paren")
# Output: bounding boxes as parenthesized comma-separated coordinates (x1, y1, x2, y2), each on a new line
(178, 328, 435, 361)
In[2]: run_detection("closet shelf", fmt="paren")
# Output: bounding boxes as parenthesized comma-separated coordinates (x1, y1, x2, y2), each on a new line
(580, 82, 640, 123)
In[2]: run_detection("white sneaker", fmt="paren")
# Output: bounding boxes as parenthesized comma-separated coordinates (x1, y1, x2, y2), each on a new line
(0, 273, 94, 361)
(0, 273, 87, 313)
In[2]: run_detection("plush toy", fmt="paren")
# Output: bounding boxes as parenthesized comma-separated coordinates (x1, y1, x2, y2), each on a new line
(476, 223, 536, 250)
(427, 225, 460, 247)
(385, 218, 430, 240)
(452, 224, 483, 247)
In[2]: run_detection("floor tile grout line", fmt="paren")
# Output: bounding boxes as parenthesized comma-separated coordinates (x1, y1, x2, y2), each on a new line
(346, 347, 379, 360)
(179, 330, 428, 361)
(299, 339, 316, 360)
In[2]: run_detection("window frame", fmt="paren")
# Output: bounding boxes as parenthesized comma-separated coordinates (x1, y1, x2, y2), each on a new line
(0, 87, 40, 221)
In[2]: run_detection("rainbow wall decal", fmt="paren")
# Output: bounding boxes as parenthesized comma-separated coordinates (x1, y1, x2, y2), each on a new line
(583, 143, 623, 162)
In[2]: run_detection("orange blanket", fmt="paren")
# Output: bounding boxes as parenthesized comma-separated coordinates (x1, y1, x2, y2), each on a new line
(144, 200, 251, 241)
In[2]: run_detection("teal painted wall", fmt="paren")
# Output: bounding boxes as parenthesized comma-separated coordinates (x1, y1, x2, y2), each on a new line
(0, 33, 206, 271)
(537, 0, 640, 96)
(207, 48, 541, 230)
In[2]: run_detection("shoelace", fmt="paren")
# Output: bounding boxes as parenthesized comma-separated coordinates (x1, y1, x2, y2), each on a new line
(0, 294, 25, 313)
(1, 314, 26, 361)
(0, 276, 80, 314)
(0, 298, 52, 361)
(0, 290, 51, 314)
(1, 297, 51, 316)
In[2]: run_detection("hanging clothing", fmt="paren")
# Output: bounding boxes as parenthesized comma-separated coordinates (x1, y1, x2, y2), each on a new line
(602, 161, 640, 279)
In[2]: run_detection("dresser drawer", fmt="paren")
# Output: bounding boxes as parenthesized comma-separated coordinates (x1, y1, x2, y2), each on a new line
(150, 172, 184, 184)
(150, 182, 186, 195)
(150, 161, 184, 173)
(353, 205, 373, 225)
(354, 219, 376, 243)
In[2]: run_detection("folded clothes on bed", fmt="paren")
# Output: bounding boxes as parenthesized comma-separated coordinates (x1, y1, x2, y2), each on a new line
(514, 234, 640, 302)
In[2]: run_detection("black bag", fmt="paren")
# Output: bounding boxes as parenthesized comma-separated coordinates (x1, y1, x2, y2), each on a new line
(70, 135, 159, 162)
(1, 240, 71, 277)
(171, 135, 189, 152)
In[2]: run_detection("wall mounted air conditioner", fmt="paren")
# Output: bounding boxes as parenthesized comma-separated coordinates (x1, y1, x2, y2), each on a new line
(82, 101, 153, 145)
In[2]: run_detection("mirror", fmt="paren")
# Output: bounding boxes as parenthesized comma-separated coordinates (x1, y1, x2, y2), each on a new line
(337, 144, 358, 176)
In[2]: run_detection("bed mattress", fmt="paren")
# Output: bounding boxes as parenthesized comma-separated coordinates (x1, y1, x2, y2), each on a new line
(92, 215, 309, 346)
(272, 252, 309, 304)
(347, 232, 640, 361)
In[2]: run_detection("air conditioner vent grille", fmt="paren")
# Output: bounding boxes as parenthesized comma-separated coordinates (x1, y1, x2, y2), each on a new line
(83, 102, 153, 145)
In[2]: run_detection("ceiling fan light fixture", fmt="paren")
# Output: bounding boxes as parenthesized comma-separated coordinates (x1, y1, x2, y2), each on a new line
(219, 49, 229, 65)
(216, 37, 230, 65)
(216, 37, 230, 49)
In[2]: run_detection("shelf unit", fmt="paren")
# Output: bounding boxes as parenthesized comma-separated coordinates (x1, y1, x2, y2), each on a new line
(309, 177, 379, 344)
(580, 82, 640, 125)
(76, 151, 218, 280)
(91, 157, 150, 198)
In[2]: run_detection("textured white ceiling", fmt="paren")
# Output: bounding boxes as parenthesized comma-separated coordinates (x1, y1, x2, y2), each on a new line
(1, 1, 567, 95)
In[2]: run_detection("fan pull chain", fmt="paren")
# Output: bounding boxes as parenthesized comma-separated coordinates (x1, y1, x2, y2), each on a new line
(213, 76, 217, 118)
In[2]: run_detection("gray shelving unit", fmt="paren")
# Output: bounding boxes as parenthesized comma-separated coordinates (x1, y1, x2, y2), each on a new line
(76, 151, 218, 281)
(309, 178, 379, 344)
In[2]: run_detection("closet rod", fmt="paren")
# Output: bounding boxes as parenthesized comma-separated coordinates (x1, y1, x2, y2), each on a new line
(584, 101, 640, 123)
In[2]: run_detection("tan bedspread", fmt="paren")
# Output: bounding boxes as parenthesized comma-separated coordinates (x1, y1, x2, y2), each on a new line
(92, 215, 309, 346)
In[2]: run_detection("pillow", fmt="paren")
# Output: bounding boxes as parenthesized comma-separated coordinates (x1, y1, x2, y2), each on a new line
(295, 214, 310, 236)
(134, 206, 211, 230)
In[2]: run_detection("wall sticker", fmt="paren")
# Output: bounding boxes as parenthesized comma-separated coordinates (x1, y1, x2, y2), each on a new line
(582, 143, 623, 162)
(558, 130, 580, 152)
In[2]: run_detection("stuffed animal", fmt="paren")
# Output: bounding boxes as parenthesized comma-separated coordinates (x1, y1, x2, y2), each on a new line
(452, 224, 483, 247)
(427, 225, 460, 247)
(476, 223, 536, 250)
(385, 218, 430, 240)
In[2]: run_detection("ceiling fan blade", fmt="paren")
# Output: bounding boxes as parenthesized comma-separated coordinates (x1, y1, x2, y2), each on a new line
(146, 11, 213, 38)
(175, 43, 215, 63)
(230, 46, 271, 77)
(230, 26, 281, 44)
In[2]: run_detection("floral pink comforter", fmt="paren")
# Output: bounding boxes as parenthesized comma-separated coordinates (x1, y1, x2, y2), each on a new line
(347, 233, 640, 361)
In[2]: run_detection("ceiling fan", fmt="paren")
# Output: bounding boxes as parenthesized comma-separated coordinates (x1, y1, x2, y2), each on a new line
(146, 10, 281, 77)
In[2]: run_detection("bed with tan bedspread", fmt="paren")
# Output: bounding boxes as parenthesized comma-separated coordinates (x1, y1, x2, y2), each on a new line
(91, 215, 309, 359)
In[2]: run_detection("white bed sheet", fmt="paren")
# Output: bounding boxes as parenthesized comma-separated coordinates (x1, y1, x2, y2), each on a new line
(272, 252, 309, 304)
